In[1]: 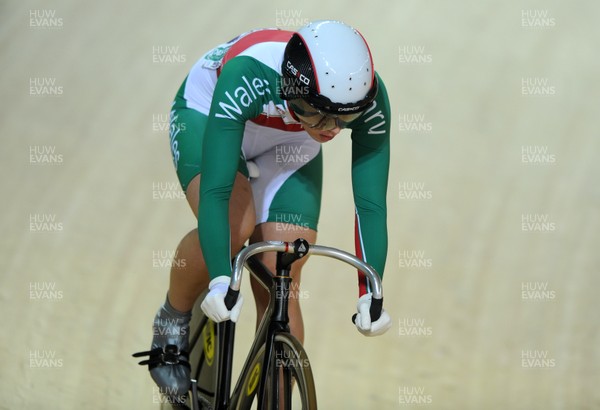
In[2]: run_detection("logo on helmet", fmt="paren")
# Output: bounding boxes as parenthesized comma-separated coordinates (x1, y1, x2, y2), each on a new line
(337, 106, 361, 112)
(286, 61, 310, 85)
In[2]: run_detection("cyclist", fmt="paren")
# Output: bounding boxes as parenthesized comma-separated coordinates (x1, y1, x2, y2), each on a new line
(143, 20, 392, 397)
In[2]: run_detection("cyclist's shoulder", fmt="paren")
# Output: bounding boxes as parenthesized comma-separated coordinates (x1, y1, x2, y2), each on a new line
(347, 72, 390, 137)
(220, 28, 293, 75)
(217, 54, 277, 81)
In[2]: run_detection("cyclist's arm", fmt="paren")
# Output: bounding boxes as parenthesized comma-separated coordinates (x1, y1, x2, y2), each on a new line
(349, 72, 391, 296)
(198, 57, 262, 279)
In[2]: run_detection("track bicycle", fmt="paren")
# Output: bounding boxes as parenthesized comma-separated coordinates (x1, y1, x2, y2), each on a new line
(137, 238, 385, 409)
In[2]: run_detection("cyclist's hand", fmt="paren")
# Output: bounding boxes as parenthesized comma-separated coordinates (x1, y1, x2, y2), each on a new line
(354, 293, 392, 337)
(201, 276, 244, 323)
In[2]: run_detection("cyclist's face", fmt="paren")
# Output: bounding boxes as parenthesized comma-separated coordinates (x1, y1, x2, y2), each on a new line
(303, 124, 342, 143)
(289, 98, 362, 131)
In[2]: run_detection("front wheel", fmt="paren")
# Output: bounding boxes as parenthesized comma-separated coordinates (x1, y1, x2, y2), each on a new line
(235, 332, 317, 409)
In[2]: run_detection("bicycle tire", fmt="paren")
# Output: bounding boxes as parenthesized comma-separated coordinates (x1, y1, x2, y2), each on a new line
(234, 332, 317, 410)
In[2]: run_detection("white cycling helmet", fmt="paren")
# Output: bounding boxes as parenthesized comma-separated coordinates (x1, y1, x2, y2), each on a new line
(281, 20, 378, 128)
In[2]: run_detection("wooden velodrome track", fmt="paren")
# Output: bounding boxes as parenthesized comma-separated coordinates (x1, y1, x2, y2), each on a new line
(1, 0, 598, 409)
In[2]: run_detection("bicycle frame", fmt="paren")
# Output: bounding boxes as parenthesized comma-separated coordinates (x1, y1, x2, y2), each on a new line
(188, 239, 384, 410)
(188, 250, 286, 409)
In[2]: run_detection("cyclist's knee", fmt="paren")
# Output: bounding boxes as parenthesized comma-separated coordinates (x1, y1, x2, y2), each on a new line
(241, 215, 256, 244)
(231, 218, 255, 252)
(185, 175, 201, 217)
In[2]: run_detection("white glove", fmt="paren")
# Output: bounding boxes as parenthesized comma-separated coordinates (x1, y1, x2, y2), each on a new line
(354, 293, 392, 336)
(200, 276, 244, 323)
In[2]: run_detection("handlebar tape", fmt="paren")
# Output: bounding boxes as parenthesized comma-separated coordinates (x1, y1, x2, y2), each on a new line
(224, 288, 239, 310)
(352, 296, 383, 324)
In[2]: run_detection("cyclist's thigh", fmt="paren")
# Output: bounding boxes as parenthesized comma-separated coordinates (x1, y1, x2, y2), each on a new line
(248, 132, 322, 281)
(169, 78, 249, 217)
(248, 132, 323, 233)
